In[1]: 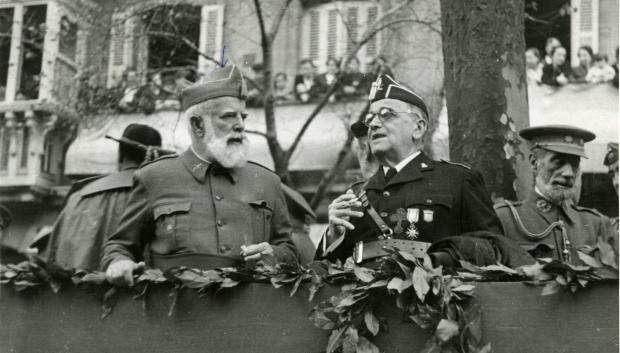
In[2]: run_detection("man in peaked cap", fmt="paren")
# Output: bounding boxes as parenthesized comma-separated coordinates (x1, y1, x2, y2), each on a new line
(103, 65, 298, 286)
(495, 125, 617, 263)
(42, 124, 163, 271)
(318, 74, 533, 267)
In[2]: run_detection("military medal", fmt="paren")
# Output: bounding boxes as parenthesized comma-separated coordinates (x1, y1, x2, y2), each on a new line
(390, 208, 407, 234)
(423, 209, 434, 222)
(406, 208, 420, 223)
(406, 224, 419, 239)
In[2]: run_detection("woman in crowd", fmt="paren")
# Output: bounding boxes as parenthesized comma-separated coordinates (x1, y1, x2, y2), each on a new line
(294, 59, 320, 103)
(571, 45, 593, 83)
(273, 72, 293, 105)
(541, 46, 570, 86)
(586, 54, 616, 84)
(341, 57, 365, 98)
(525, 47, 543, 84)
(315, 57, 340, 102)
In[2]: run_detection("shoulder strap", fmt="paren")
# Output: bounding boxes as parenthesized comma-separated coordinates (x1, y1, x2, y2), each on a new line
(504, 200, 563, 240)
(357, 189, 393, 238)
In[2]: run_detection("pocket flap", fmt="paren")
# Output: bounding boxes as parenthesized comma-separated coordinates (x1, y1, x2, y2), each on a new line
(153, 201, 192, 220)
(406, 194, 453, 208)
(249, 199, 273, 212)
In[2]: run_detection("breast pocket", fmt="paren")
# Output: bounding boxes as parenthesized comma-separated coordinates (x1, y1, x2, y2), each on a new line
(248, 200, 273, 242)
(153, 201, 192, 251)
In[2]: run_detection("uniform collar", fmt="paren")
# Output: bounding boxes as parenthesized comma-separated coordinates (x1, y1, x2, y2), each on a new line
(181, 148, 239, 184)
(366, 152, 433, 190)
(525, 189, 576, 224)
(382, 151, 421, 174)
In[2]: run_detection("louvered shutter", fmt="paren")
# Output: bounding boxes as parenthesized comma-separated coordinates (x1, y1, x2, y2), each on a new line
(346, 6, 358, 55)
(107, 13, 125, 87)
(327, 9, 338, 58)
(198, 5, 224, 76)
(364, 6, 379, 64)
(309, 10, 320, 62)
(570, 0, 599, 64)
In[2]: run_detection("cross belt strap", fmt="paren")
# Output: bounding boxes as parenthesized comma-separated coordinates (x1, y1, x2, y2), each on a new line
(357, 189, 393, 238)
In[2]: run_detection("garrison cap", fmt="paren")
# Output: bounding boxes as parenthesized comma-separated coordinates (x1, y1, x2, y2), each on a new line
(603, 142, 619, 166)
(519, 124, 596, 158)
(368, 74, 428, 118)
(180, 65, 247, 111)
(350, 120, 369, 138)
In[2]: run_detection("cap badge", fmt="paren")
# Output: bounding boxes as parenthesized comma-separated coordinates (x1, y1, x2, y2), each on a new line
(564, 135, 574, 143)
(369, 77, 383, 100)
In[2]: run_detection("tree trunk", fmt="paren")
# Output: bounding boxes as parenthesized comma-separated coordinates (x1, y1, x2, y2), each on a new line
(440, 0, 531, 201)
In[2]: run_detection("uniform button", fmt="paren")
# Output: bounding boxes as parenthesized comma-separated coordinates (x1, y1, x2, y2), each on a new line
(219, 245, 231, 254)
(426, 199, 432, 204)
(380, 212, 388, 217)
(382, 191, 391, 197)
(215, 195, 223, 201)
(217, 220, 224, 227)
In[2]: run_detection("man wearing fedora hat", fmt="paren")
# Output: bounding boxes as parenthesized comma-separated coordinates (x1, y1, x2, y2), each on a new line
(495, 125, 617, 263)
(319, 74, 533, 267)
(42, 124, 163, 271)
(103, 65, 298, 286)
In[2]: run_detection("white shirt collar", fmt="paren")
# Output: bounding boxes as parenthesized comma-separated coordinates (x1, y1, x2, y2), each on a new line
(382, 151, 421, 175)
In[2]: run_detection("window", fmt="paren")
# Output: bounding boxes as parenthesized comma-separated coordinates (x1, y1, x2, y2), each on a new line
(0, 124, 10, 172)
(18, 4, 47, 100)
(59, 15, 78, 62)
(0, 7, 13, 102)
(107, 3, 225, 88)
(301, 1, 381, 72)
(19, 125, 29, 170)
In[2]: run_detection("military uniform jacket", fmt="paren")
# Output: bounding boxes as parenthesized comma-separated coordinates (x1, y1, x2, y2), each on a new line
(321, 153, 503, 262)
(45, 169, 135, 271)
(495, 191, 618, 262)
(101, 149, 298, 270)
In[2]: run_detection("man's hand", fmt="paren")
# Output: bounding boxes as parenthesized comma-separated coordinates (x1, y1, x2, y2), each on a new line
(105, 260, 145, 287)
(328, 189, 364, 238)
(241, 242, 274, 261)
(557, 73, 568, 85)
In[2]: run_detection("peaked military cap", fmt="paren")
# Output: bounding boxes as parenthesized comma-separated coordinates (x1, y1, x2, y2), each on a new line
(519, 124, 596, 158)
(368, 74, 428, 117)
(120, 123, 162, 147)
(350, 120, 369, 138)
(604, 142, 619, 166)
(180, 65, 247, 111)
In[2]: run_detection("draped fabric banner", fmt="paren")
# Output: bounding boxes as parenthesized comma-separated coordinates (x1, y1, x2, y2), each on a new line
(0, 282, 617, 353)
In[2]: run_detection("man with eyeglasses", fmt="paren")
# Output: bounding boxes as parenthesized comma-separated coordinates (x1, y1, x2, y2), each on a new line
(103, 65, 298, 286)
(318, 74, 533, 267)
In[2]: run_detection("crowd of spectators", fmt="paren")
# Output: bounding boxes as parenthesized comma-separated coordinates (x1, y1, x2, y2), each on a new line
(248, 55, 393, 107)
(526, 37, 619, 88)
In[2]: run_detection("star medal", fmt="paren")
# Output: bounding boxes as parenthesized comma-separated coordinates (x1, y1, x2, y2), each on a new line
(406, 224, 419, 240)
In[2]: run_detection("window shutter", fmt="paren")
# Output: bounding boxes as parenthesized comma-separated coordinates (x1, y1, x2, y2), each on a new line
(327, 9, 338, 58)
(365, 6, 378, 59)
(107, 12, 139, 87)
(346, 6, 359, 55)
(198, 5, 225, 76)
(309, 10, 320, 61)
(570, 0, 599, 64)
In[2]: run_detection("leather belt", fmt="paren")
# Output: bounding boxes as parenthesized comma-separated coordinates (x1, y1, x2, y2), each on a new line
(353, 238, 430, 263)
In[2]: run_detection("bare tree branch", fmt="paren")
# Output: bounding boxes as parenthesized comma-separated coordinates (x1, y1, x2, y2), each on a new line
(268, 0, 294, 39)
(245, 129, 267, 138)
(252, 0, 269, 46)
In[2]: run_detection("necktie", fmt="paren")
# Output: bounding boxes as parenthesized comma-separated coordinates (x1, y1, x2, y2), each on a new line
(385, 167, 397, 182)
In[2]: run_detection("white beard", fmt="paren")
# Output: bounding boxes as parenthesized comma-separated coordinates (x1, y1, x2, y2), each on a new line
(206, 135, 249, 169)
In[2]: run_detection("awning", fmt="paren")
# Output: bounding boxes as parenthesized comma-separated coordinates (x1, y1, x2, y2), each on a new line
(66, 101, 365, 175)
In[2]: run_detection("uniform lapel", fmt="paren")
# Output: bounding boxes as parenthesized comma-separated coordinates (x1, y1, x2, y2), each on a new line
(385, 153, 432, 188)
(181, 149, 210, 183)
(364, 168, 387, 191)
